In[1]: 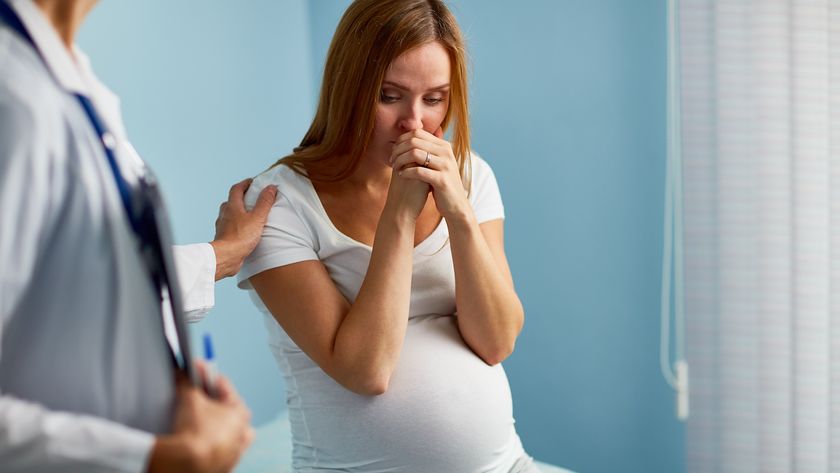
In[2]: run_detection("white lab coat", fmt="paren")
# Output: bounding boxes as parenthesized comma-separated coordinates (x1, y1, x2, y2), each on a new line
(0, 1, 216, 471)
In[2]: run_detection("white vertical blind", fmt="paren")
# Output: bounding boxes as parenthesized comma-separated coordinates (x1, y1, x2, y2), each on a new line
(680, 1, 840, 471)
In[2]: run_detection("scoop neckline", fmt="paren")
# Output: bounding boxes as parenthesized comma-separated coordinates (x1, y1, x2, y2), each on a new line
(295, 169, 447, 253)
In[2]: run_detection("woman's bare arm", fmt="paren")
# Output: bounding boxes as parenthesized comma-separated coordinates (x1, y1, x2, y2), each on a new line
(249, 174, 429, 395)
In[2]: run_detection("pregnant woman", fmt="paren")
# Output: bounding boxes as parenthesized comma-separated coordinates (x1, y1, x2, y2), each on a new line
(238, 1, 538, 471)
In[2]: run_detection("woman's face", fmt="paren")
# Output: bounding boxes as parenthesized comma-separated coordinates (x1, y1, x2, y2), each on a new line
(369, 41, 452, 165)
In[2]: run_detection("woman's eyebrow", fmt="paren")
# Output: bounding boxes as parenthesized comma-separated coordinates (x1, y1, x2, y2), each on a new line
(382, 80, 450, 92)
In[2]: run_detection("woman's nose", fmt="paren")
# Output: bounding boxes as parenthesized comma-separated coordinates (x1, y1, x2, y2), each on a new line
(398, 103, 424, 132)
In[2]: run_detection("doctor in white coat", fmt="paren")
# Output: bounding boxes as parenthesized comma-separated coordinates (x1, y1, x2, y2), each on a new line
(0, 0, 277, 471)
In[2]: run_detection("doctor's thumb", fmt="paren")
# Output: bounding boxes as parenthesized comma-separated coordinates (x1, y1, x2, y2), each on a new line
(252, 185, 278, 218)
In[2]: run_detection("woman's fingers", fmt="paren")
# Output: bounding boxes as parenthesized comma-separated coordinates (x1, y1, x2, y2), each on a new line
(397, 165, 438, 186)
(395, 127, 440, 145)
(389, 137, 435, 164)
(390, 129, 450, 163)
(392, 148, 440, 171)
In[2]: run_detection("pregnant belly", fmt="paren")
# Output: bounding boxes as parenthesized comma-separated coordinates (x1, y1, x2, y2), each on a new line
(288, 314, 520, 472)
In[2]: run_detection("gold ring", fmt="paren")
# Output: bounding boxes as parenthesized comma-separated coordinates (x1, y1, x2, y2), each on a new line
(423, 152, 431, 168)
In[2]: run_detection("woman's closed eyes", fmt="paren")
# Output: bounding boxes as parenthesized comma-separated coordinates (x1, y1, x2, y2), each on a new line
(379, 90, 447, 105)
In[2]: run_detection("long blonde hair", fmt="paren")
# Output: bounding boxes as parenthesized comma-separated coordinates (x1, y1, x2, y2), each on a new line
(272, 0, 471, 188)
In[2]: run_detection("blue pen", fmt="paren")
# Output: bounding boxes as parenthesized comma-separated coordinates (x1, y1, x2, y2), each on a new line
(202, 333, 219, 398)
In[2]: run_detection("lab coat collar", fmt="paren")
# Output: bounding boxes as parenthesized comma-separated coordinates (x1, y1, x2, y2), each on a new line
(7, 0, 128, 142)
(8, 0, 90, 96)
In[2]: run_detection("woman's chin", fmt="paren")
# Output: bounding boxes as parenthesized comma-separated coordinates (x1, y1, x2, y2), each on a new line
(361, 143, 395, 168)
(373, 151, 393, 167)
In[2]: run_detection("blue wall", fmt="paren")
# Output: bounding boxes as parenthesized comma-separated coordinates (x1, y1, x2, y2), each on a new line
(457, 2, 682, 471)
(81, 1, 682, 472)
(461, 1, 681, 470)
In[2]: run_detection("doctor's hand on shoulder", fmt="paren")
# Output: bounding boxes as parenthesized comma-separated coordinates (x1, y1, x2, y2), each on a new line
(210, 178, 278, 281)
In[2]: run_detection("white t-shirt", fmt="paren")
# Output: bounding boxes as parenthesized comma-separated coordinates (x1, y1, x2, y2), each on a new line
(238, 154, 525, 472)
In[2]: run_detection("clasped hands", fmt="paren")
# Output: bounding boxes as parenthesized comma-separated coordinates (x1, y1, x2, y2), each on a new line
(389, 128, 471, 223)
